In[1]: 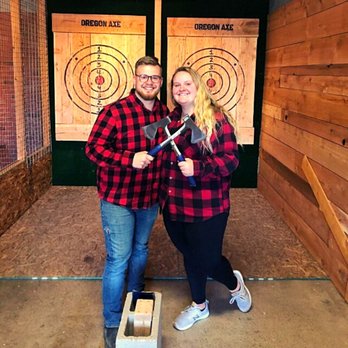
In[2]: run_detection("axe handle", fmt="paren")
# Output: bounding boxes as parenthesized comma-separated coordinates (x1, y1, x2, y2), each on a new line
(147, 123, 186, 156)
(148, 144, 164, 157)
(148, 138, 197, 187)
(165, 126, 197, 187)
(175, 153, 196, 187)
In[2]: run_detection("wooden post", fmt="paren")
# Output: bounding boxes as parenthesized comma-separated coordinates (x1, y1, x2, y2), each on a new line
(38, 0, 50, 148)
(154, 0, 162, 61)
(10, 0, 25, 161)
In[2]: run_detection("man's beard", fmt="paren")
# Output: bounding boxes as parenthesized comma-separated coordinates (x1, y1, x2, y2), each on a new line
(136, 89, 159, 101)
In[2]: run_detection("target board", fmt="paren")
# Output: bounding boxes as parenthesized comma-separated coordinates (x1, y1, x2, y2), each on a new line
(167, 18, 259, 144)
(52, 14, 146, 141)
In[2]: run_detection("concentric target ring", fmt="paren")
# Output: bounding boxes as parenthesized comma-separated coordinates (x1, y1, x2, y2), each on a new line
(64, 45, 133, 115)
(183, 48, 245, 111)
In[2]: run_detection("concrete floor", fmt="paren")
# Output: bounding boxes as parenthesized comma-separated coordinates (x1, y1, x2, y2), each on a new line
(0, 278, 347, 348)
(0, 187, 346, 347)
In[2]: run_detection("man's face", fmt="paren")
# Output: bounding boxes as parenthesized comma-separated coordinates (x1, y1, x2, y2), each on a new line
(133, 64, 163, 101)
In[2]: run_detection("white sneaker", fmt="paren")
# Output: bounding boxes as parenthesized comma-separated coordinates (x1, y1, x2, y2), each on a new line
(229, 270, 252, 312)
(173, 300, 210, 331)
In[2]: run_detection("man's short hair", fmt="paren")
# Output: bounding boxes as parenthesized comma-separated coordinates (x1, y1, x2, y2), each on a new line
(135, 56, 161, 71)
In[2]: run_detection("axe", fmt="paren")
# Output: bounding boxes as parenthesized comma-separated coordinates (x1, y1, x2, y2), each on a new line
(143, 115, 205, 156)
(142, 115, 206, 187)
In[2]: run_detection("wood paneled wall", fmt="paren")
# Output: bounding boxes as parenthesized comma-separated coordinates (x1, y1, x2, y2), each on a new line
(259, 0, 348, 301)
(0, 155, 51, 236)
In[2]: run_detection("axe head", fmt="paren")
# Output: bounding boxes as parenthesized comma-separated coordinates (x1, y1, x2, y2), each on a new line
(183, 116, 206, 144)
(142, 116, 171, 140)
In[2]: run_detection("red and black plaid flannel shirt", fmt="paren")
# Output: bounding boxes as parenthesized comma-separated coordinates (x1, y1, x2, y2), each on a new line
(159, 107, 239, 222)
(85, 90, 169, 209)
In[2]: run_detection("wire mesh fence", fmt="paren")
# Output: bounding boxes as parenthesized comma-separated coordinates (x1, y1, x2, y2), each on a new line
(0, 0, 50, 173)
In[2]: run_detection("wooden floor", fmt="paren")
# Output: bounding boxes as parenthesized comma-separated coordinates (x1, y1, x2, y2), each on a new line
(0, 186, 326, 280)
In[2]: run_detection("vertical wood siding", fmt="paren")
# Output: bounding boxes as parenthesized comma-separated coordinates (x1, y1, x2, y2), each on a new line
(260, 0, 348, 301)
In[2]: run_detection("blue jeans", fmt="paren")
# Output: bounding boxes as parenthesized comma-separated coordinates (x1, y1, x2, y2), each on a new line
(100, 200, 159, 328)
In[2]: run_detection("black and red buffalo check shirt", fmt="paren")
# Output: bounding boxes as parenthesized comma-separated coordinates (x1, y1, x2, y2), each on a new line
(159, 107, 239, 222)
(85, 90, 169, 209)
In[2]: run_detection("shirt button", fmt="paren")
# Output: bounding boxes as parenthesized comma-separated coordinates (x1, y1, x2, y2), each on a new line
(168, 190, 172, 193)
(169, 177, 173, 180)
(170, 162, 174, 165)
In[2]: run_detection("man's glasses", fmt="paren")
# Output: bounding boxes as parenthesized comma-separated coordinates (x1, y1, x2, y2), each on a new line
(136, 74, 162, 83)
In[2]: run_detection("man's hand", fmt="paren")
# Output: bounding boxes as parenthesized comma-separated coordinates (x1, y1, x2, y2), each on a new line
(132, 151, 154, 169)
(178, 157, 194, 177)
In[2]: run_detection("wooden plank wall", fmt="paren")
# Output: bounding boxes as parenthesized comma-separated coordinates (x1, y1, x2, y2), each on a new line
(259, 0, 348, 301)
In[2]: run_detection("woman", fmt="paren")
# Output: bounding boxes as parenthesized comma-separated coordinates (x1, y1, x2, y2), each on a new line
(159, 66, 252, 331)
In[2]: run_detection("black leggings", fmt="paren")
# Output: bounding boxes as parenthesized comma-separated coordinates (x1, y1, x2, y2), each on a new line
(163, 210, 238, 304)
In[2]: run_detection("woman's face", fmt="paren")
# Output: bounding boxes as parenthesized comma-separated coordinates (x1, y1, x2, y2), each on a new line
(172, 71, 197, 108)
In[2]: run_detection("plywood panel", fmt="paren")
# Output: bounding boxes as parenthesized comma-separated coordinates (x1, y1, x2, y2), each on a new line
(280, 64, 348, 76)
(267, 8, 286, 32)
(268, 1, 348, 50)
(304, 0, 346, 16)
(306, 2, 348, 40)
(262, 0, 348, 303)
(167, 18, 259, 145)
(266, 18, 306, 50)
(259, 154, 331, 244)
(280, 74, 348, 96)
(258, 174, 348, 300)
(266, 32, 348, 67)
(268, 0, 307, 31)
(282, 0, 307, 24)
(259, 153, 348, 270)
(263, 67, 281, 89)
(302, 156, 348, 262)
(260, 136, 348, 215)
(262, 116, 348, 181)
(52, 14, 146, 141)
(262, 102, 283, 120)
(268, 0, 346, 30)
(283, 110, 348, 146)
(263, 86, 348, 127)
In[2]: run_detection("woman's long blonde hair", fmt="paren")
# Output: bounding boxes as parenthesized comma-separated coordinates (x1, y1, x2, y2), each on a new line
(171, 66, 238, 153)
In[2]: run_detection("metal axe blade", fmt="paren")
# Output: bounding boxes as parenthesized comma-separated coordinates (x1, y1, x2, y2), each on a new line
(142, 116, 171, 140)
(143, 115, 206, 157)
(182, 116, 206, 144)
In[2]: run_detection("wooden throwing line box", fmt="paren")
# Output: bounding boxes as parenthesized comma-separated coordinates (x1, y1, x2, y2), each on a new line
(116, 291, 162, 348)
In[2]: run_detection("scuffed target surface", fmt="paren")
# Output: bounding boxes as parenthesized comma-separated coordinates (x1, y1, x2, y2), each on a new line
(64, 44, 133, 115)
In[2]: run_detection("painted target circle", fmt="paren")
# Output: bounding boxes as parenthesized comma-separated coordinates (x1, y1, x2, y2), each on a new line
(183, 48, 245, 111)
(64, 45, 134, 115)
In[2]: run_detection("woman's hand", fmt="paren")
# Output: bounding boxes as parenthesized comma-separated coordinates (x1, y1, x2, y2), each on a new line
(178, 157, 194, 176)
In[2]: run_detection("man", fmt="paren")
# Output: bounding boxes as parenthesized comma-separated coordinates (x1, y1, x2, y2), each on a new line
(85, 56, 169, 348)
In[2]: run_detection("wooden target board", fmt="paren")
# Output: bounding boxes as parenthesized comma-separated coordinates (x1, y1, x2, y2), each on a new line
(167, 18, 259, 144)
(52, 14, 146, 141)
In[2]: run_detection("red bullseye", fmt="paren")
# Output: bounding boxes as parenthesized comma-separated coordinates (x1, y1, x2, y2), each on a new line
(95, 75, 105, 85)
(207, 78, 216, 88)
